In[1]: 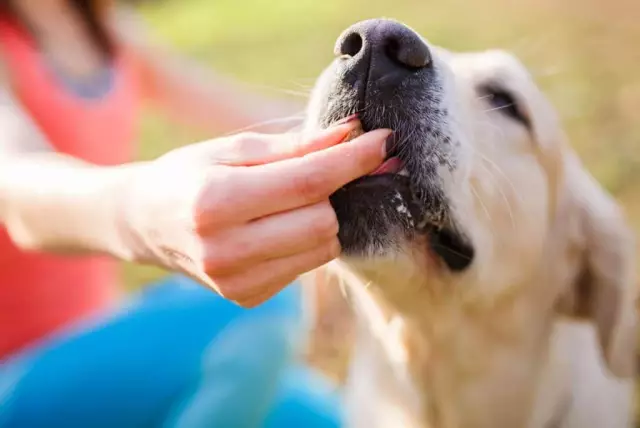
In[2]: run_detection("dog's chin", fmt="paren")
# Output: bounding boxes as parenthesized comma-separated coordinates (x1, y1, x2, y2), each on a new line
(327, 131, 475, 272)
(329, 173, 421, 256)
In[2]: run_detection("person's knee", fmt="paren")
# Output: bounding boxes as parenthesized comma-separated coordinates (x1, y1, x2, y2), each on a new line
(162, 314, 301, 428)
(264, 365, 344, 428)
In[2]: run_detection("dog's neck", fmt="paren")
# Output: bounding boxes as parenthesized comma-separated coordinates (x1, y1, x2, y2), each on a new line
(339, 262, 557, 428)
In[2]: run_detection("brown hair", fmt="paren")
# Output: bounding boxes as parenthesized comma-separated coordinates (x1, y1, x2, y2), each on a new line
(72, 0, 114, 55)
(0, 0, 116, 55)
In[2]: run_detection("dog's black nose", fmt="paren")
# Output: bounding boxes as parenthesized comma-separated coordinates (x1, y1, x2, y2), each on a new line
(335, 19, 431, 85)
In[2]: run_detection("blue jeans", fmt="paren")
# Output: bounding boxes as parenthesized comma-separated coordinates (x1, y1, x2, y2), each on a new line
(0, 275, 343, 428)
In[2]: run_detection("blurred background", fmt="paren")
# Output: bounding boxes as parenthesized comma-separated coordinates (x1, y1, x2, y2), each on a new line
(127, 0, 640, 403)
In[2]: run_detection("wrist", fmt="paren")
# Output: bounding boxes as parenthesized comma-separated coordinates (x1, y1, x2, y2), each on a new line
(112, 162, 157, 264)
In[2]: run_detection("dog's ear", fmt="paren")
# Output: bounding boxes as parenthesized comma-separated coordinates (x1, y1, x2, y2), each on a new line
(558, 158, 637, 378)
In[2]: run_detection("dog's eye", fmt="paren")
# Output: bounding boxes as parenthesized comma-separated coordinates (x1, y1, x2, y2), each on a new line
(480, 85, 529, 127)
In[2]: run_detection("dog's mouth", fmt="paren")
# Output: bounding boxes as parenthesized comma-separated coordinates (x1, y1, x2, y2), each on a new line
(369, 156, 406, 176)
(337, 123, 474, 272)
(344, 126, 408, 177)
(316, 17, 475, 272)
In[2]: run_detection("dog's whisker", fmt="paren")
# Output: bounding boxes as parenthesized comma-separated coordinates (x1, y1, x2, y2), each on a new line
(470, 116, 523, 206)
(429, 243, 473, 261)
(338, 275, 351, 302)
(221, 113, 307, 135)
(482, 104, 515, 114)
(288, 80, 315, 90)
(482, 159, 517, 232)
(302, 18, 635, 428)
(479, 150, 525, 206)
(467, 144, 517, 233)
(470, 184, 492, 224)
(245, 82, 312, 98)
(277, 89, 312, 98)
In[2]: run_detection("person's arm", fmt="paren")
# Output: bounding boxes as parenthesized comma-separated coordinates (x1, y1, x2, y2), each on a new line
(0, 82, 388, 307)
(109, 6, 305, 136)
(0, 87, 139, 260)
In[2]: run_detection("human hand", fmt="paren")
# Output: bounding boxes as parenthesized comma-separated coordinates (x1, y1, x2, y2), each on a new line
(121, 118, 390, 307)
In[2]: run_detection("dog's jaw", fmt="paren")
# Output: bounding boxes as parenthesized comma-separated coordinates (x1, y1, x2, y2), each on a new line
(304, 19, 476, 270)
(334, 262, 561, 428)
(307, 18, 636, 428)
(306, 79, 475, 273)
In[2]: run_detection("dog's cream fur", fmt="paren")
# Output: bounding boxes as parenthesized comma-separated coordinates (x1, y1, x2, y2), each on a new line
(305, 46, 637, 428)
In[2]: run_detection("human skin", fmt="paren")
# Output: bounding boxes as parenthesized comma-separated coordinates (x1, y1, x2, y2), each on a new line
(0, 115, 389, 307)
(0, 1, 390, 307)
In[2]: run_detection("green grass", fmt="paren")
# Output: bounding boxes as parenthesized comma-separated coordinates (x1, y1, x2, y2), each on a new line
(127, 0, 640, 291)
(128, 0, 640, 422)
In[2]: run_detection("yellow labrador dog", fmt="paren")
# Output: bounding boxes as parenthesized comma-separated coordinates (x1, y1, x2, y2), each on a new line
(303, 19, 638, 428)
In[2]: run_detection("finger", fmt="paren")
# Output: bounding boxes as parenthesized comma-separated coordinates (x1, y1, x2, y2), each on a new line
(185, 116, 360, 167)
(211, 240, 340, 307)
(201, 202, 339, 274)
(220, 116, 360, 166)
(238, 274, 299, 309)
(199, 128, 390, 227)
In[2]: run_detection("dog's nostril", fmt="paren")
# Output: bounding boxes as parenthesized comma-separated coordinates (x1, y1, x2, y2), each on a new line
(336, 19, 431, 78)
(384, 35, 430, 69)
(338, 32, 363, 57)
(384, 38, 401, 65)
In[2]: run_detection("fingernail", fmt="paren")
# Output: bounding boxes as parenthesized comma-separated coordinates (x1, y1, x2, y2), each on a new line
(333, 114, 359, 126)
(385, 132, 396, 157)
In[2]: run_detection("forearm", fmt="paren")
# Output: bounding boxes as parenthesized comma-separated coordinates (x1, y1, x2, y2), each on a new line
(0, 153, 141, 260)
(144, 58, 305, 135)
(111, 6, 305, 135)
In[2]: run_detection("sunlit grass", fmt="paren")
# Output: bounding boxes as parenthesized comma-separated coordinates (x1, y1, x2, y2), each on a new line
(129, 0, 640, 290)
(129, 2, 640, 421)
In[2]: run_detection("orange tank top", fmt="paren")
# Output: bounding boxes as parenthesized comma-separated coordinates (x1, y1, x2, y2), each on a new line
(0, 14, 140, 358)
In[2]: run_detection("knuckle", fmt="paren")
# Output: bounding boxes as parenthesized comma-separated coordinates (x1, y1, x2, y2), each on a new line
(229, 137, 251, 158)
(291, 169, 329, 202)
(196, 170, 244, 231)
(203, 251, 236, 277)
(309, 203, 339, 239)
(353, 142, 378, 173)
(211, 273, 279, 309)
(274, 276, 297, 293)
(228, 132, 273, 160)
(343, 133, 384, 175)
(324, 239, 342, 260)
(203, 256, 225, 277)
(234, 287, 272, 309)
(239, 300, 259, 309)
(194, 208, 223, 236)
(244, 282, 288, 308)
(229, 132, 259, 146)
(242, 295, 268, 309)
(213, 278, 245, 301)
(284, 133, 302, 153)
(234, 294, 258, 308)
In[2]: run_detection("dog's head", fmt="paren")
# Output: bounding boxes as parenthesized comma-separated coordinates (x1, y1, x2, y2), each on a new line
(305, 19, 636, 377)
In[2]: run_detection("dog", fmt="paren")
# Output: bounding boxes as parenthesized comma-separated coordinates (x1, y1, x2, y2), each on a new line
(302, 18, 638, 428)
